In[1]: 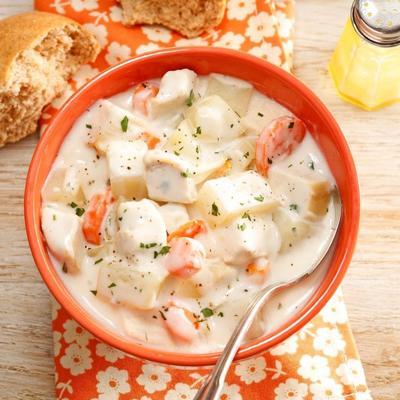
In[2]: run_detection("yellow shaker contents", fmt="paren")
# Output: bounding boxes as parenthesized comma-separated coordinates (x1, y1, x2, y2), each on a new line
(329, 19, 400, 111)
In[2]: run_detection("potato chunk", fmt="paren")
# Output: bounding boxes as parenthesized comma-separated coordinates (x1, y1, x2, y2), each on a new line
(205, 73, 253, 116)
(106, 140, 148, 200)
(41, 204, 84, 273)
(185, 95, 245, 143)
(215, 214, 281, 265)
(41, 165, 82, 203)
(272, 207, 312, 251)
(159, 203, 189, 233)
(97, 262, 167, 310)
(144, 150, 197, 203)
(196, 170, 279, 226)
(116, 199, 167, 257)
(150, 69, 197, 116)
(87, 99, 147, 154)
(268, 166, 331, 220)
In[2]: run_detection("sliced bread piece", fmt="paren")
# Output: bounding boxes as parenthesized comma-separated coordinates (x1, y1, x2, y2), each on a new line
(120, 0, 226, 38)
(0, 12, 100, 147)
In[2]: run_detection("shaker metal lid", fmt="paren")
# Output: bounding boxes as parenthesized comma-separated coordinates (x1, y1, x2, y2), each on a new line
(352, 0, 400, 46)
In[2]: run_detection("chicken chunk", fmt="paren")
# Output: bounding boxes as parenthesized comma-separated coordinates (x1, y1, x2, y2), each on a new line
(144, 150, 197, 203)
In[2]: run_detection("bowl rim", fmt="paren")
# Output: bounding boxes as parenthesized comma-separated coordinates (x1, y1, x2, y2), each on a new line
(24, 47, 360, 367)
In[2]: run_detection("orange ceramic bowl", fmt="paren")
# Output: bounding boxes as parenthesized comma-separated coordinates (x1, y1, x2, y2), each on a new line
(25, 47, 360, 367)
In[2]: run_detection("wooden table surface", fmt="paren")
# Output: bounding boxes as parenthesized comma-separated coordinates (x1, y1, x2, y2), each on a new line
(0, 1, 399, 399)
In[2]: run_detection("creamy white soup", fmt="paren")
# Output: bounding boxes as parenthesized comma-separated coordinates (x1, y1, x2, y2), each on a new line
(41, 70, 336, 352)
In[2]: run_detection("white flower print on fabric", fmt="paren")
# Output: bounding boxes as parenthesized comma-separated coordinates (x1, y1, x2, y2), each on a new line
(70, 0, 98, 12)
(51, 83, 74, 109)
(320, 295, 348, 325)
(165, 383, 197, 400)
(297, 355, 330, 383)
(276, 10, 292, 39)
(336, 359, 367, 386)
(51, 298, 61, 321)
(227, 0, 256, 21)
(213, 32, 245, 50)
(105, 42, 132, 66)
(220, 383, 242, 400)
(60, 343, 92, 376)
(96, 366, 130, 399)
(136, 363, 172, 394)
(83, 23, 108, 48)
(313, 327, 346, 357)
(355, 391, 373, 400)
(249, 43, 282, 66)
(136, 43, 161, 55)
(63, 319, 92, 346)
(270, 333, 298, 355)
(142, 26, 172, 43)
(175, 37, 209, 47)
(310, 379, 344, 400)
(274, 378, 308, 400)
(51, 0, 67, 14)
(234, 356, 266, 384)
(53, 331, 62, 357)
(109, 5, 123, 22)
(96, 342, 125, 363)
(245, 12, 276, 43)
(73, 64, 100, 88)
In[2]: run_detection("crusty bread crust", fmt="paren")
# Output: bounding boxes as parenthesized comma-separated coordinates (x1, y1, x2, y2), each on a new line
(120, 0, 226, 38)
(0, 12, 100, 147)
(0, 12, 98, 88)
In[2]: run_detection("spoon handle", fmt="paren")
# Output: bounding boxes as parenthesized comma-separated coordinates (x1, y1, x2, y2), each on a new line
(193, 282, 281, 400)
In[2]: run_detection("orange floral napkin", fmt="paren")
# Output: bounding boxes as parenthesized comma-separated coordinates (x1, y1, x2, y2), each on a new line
(34, 0, 372, 399)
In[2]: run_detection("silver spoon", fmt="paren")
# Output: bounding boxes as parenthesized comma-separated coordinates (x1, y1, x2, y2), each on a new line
(194, 191, 342, 400)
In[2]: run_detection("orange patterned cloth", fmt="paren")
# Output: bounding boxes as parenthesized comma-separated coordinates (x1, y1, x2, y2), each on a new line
(34, 0, 372, 399)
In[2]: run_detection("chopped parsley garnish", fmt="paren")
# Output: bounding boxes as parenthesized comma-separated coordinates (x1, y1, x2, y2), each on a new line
(254, 195, 264, 202)
(237, 223, 246, 231)
(174, 150, 180, 156)
(154, 246, 171, 258)
(180, 171, 189, 178)
(243, 151, 250, 159)
(86, 124, 92, 129)
(69, 202, 78, 208)
(291, 227, 297, 232)
(242, 212, 251, 221)
(201, 308, 214, 318)
(218, 312, 224, 317)
(108, 282, 116, 288)
(94, 258, 103, 265)
(193, 126, 202, 137)
(257, 112, 264, 117)
(140, 242, 157, 249)
(211, 202, 220, 216)
(230, 123, 234, 128)
(90, 290, 97, 296)
(288, 121, 294, 129)
(289, 203, 299, 212)
(309, 161, 315, 170)
(52, 214, 56, 221)
(75, 207, 85, 217)
(120, 115, 129, 132)
(186, 89, 195, 106)
(195, 145, 200, 154)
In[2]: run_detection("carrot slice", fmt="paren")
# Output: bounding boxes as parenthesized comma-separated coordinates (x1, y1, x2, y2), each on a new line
(167, 219, 207, 242)
(132, 83, 159, 115)
(82, 188, 114, 245)
(246, 258, 270, 276)
(255, 116, 306, 176)
(164, 305, 199, 342)
(140, 132, 160, 149)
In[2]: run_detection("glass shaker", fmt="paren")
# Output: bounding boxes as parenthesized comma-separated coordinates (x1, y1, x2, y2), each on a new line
(329, 0, 400, 110)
